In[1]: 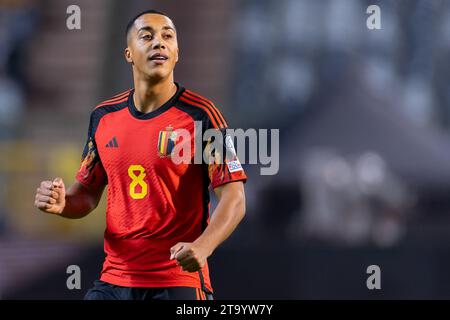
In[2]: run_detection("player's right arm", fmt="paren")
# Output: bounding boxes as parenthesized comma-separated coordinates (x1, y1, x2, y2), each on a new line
(34, 177, 105, 219)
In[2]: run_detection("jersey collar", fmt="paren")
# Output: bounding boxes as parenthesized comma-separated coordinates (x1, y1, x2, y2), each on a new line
(128, 82, 185, 120)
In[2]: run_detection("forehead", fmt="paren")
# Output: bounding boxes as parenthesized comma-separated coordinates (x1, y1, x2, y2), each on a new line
(133, 14, 176, 32)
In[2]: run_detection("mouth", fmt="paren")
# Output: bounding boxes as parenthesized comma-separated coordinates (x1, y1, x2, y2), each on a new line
(148, 53, 168, 65)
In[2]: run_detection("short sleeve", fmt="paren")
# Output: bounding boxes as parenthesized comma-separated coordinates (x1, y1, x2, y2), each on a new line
(203, 117, 247, 189)
(75, 113, 107, 188)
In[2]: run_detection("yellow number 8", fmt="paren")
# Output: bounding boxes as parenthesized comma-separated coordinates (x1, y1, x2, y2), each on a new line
(128, 165, 148, 199)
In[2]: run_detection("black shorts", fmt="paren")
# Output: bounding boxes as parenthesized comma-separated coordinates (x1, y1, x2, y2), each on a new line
(84, 280, 214, 300)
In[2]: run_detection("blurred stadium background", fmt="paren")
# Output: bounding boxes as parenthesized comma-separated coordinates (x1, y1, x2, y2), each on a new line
(2, 0, 450, 299)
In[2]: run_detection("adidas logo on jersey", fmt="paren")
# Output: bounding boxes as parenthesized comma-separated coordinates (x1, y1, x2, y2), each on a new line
(105, 137, 119, 148)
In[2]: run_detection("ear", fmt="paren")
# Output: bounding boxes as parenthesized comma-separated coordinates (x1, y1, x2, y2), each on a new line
(124, 47, 133, 64)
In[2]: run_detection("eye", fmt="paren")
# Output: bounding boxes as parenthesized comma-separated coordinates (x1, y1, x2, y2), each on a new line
(141, 34, 152, 40)
(163, 33, 173, 39)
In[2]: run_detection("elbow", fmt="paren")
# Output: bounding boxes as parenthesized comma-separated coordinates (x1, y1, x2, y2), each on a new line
(86, 195, 102, 214)
(89, 196, 100, 211)
(82, 183, 105, 213)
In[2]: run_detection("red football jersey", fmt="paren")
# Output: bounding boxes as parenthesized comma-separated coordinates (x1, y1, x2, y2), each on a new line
(75, 83, 247, 292)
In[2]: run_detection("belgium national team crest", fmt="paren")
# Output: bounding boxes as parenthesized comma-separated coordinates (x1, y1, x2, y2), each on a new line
(158, 125, 178, 157)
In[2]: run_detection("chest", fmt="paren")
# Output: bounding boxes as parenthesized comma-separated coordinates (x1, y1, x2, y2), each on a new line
(95, 108, 196, 175)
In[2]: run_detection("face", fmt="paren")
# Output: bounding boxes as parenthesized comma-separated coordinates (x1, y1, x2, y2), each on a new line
(125, 14, 179, 81)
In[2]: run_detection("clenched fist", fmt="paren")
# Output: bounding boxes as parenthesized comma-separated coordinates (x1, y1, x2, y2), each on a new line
(170, 242, 211, 272)
(34, 177, 66, 215)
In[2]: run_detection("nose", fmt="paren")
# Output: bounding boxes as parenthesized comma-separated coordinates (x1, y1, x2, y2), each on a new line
(152, 35, 166, 50)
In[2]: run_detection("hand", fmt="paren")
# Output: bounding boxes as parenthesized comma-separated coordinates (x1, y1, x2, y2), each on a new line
(170, 242, 211, 272)
(34, 177, 66, 215)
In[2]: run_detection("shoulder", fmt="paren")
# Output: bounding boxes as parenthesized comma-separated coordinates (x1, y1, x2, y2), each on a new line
(178, 88, 228, 129)
(87, 89, 132, 130)
(93, 89, 132, 111)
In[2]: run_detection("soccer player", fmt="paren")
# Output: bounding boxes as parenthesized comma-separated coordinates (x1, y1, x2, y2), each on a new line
(33, 10, 246, 300)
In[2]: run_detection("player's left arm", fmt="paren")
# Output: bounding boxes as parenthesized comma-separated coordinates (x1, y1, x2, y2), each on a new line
(170, 181, 246, 272)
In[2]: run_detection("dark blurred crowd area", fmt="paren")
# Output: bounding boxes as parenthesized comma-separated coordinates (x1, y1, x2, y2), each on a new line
(0, 0, 38, 139)
(0, 0, 39, 235)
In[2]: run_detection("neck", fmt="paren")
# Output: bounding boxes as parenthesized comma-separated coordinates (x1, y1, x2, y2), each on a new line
(132, 73, 177, 113)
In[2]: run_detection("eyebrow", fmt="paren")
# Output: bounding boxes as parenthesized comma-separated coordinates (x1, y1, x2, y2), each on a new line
(137, 25, 176, 33)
